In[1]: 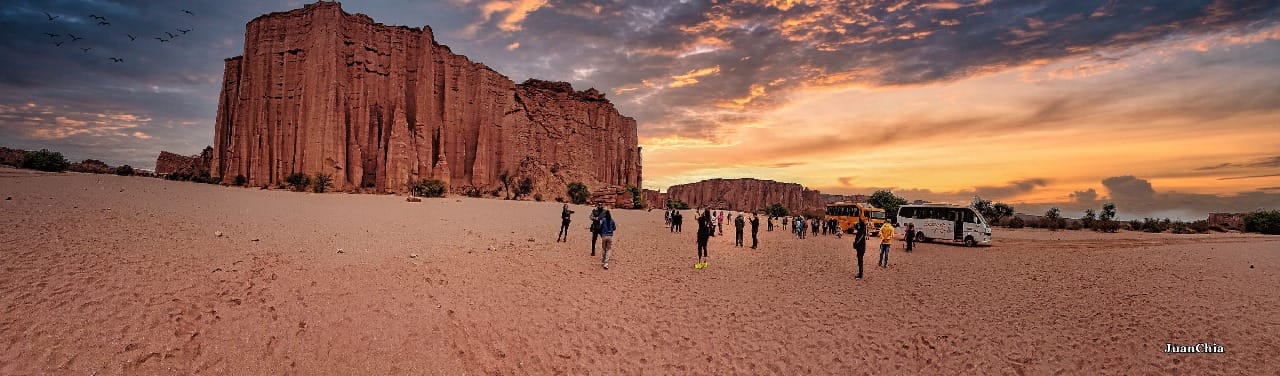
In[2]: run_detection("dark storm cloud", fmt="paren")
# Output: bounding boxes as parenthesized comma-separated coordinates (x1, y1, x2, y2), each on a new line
(1101, 175, 1156, 201)
(1070, 188, 1098, 203)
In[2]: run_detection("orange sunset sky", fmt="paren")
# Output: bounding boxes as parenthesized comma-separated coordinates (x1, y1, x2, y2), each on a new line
(2, 0, 1277, 218)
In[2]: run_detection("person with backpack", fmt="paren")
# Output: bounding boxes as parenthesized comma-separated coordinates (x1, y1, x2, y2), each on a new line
(599, 210, 617, 270)
(696, 209, 713, 269)
(557, 204, 574, 242)
(734, 214, 745, 247)
(589, 204, 604, 256)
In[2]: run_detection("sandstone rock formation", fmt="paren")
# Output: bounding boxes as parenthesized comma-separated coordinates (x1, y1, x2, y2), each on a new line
(666, 178, 825, 215)
(590, 185, 635, 209)
(212, 2, 641, 196)
(642, 188, 666, 209)
(155, 147, 213, 176)
(68, 159, 112, 174)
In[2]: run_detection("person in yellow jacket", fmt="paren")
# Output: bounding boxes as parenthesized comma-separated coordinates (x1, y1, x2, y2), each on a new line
(878, 222, 895, 268)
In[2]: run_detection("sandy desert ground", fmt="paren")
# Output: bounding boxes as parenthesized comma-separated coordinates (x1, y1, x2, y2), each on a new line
(1, 166, 1278, 375)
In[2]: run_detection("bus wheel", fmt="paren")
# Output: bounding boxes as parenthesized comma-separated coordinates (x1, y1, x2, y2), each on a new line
(964, 236, 977, 247)
(915, 232, 926, 243)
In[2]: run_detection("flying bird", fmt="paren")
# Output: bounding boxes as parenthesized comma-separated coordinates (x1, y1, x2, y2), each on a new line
(53, 41, 64, 47)
(182, 9, 195, 16)
(127, 34, 136, 41)
(178, 28, 191, 34)
(109, 57, 124, 63)
(89, 14, 105, 20)
(68, 34, 83, 41)
(98, 21, 110, 27)
(156, 38, 169, 43)
(44, 33, 61, 37)
(81, 47, 91, 53)
(44, 12, 59, 21)
(165, 31, 177, 39)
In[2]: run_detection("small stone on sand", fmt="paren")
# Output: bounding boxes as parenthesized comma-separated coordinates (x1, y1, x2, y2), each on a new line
(406, 197, 421, 202)
(410, 253, 419, 258)
(215, 231, 223, 237)
(337, 248, 344, 254)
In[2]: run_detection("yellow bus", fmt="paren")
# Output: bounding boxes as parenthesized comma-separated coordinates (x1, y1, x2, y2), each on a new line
(825, 202, 887, 234)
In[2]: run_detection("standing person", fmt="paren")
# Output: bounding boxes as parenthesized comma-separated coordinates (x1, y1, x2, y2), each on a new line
(750, 214, 760, 249)
(599, 210, 617, 269)
(878, 222, 895, 268)
(904, 223, 915, 252)
(799, 217, 807, 239)
(717, 211, 725, 236)
(557, 204, 574, 242)
(853, 218, 867, 280)
(812, 218, 820, 236)
(665, 209, 672, 228)
(734, 214, 745, 247)
(675, 211, 684, 233)
(589, 204, 604, 257)
(767, 216, 774, 232)
(696, 209, 713, 269)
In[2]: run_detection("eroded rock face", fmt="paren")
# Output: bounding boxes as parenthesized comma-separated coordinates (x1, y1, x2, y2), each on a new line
(212, 2, 641, 196)
(642, 188, 666, 209)
(666, 178, 825, 214)
(155, 147, 213, 176)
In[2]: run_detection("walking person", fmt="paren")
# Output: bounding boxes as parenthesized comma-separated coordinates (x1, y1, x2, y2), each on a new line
(853, 218, 867, 280)
(589, 204, 604, 256)
(767, 216, 774, 232)
(599, 210, 617, 269)
(904, 222, 915, 252)
(696, 209, 713, 269)
(750, 214, 760, 249)
(557, 204, 574, 242)
(878, 222, 895, 268)
(734, 214, 745, 247)
(799, 217, 807, 239)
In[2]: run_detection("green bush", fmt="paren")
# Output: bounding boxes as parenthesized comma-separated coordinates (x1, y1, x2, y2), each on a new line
(668, 199, 690, 210)
(20, 149, 70, 172)
(233, 175, 247, 187)
(1081, 209, 1096, 229)
(764, 203, 790, 218)
(517, 177, 534, 198)
(1243, 210, 1280, 235)
(114, 165, 134, 176)
(1094, 220, 1120, 233)
(410, 179, 448, 198)
(1007, 217, 1026, 228)
(1044, 207, 1062, 231)
(311, 172, 333, 193)
(567, 182, 589, 204)
(285, 172, 311, 192)
(626, 185, 642, 209)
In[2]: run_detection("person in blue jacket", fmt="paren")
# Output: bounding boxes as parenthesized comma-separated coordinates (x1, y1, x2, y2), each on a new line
(599, 210, 617, 270)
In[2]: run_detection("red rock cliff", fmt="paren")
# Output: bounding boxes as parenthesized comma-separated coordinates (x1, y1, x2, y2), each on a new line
(155, 147, 213, 175)
(666, 178, 825, 214)
(212, 2, 641, 196)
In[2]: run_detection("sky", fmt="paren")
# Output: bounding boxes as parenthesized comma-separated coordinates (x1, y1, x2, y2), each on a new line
(0, 0, 1277, 219)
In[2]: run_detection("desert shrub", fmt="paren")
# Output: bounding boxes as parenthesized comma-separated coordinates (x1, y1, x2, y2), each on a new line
(285, 172, 311, 192)
(114, 165, 134, 176)
(1094, 220, 1120, 233)
(1066, 221, 1082, 230)
(1099, 203, 1117, 221)
(567, 182, 589, 204)
(1188, 220, 1210, 234)
(555, 196, 564, 203)
(1139, 218, 1171, 233)
(410, 179, 448, 198)
(1081, 209, 1096, 229)
(1243, 210, 1280, 235)
(311, 172, 333, 193)
(20, 149, 70, 172)
(233, 174, 247, 187)
(1170, 221, 1191, 234)
(668, 199, 690, 210)
(1128, 220, 1143, 231)
(534, 193, 543, 202)
(517, 177, 534, 198)
(1025, 218, 1043, 228)
(626, 185, 642, 209)
(764, 203, 790, 218)
(1044, 207, 1062, 231)
(1007, 217, 1026, 228)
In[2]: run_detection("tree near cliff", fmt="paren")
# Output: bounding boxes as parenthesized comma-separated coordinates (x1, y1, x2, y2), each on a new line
(626, 185, 643, 209)
(869, 190, 908, 221)
(764, 203, 790, 217)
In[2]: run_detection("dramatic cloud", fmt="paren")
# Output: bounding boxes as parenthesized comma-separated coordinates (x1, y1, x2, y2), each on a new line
(1102, 175, 1157, 201)
(1070, 188, 1098, 203)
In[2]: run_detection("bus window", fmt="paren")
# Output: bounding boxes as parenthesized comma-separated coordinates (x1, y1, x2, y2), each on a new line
(898, 207, 914, 218)
(964, 211, 975, 223)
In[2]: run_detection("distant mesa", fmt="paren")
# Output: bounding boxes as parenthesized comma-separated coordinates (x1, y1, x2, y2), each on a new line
(210, 2, 641, 197)
(155, 147, 213, 176)
(664, 178, 826, 215)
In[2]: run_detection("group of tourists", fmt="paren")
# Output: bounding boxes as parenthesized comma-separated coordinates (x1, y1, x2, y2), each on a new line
(560, 203, 916, 278)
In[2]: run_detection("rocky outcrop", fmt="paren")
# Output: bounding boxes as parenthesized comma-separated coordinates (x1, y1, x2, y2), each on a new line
(666, 178, 825, 214)
(591, 185, 634, 209)
(212, 2, 641, 196)
(642, 189, 666, 209)
(0, 147, 25, 166)
(155, 147, 213, 176)
(68, 159, 112, 174)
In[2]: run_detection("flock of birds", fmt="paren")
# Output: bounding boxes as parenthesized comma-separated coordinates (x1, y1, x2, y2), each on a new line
(40, 9, 197, 64)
